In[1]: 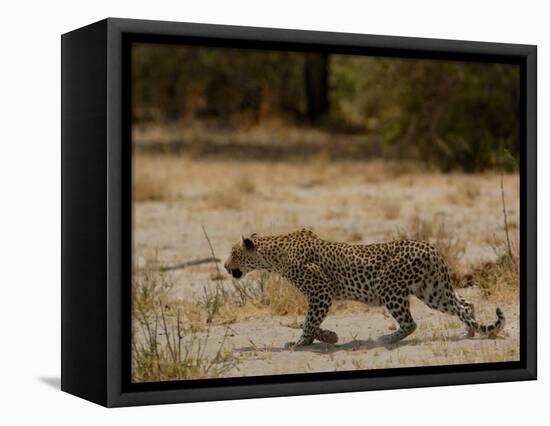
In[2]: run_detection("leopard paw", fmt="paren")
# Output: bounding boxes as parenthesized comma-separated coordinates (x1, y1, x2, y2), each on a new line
(284, 335, 314, 350)
(317, 329, 338, 345)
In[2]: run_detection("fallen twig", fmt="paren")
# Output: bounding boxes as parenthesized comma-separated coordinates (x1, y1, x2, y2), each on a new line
(158, 257, 220, 272)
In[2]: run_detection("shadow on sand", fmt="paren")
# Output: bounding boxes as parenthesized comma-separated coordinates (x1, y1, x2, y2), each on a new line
(234, 332, 494, 355)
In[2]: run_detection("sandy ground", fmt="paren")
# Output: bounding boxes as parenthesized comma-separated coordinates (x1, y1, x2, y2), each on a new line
(132, 157, 520, 380)
(181, 288, 519, 377)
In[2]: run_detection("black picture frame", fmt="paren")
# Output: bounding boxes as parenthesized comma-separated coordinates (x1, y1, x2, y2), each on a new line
(61, 17, 537, 407)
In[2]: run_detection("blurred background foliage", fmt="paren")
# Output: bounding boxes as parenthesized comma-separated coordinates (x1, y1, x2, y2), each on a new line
(132, 43, 520, 172)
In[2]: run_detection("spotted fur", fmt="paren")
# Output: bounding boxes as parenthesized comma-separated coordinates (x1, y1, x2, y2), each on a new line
(224, 229, 505, 348)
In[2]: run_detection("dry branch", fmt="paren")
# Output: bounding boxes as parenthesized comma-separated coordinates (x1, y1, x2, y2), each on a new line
(158, 257, 220, 272)
(500, 174, 514, 261)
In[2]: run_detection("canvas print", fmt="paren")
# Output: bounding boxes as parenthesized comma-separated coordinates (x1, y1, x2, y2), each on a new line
(131, 43, 520, 383)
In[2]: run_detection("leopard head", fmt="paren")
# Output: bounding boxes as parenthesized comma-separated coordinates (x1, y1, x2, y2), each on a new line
(223, 234, 267, 279)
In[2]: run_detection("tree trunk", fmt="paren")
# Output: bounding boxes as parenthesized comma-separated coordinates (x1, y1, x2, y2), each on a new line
(304, 53, 329, 122)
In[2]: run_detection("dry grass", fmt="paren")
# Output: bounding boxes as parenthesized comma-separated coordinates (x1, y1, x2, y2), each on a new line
(193, 273, 308, 323)
(457, 174, 519, 304)
(133, 157, 173, 202)
(188, 270, 372, 327)
(324, 210, 345, 221)
(379, 198, 401, 220)
(132, 306, 237, 382)
(459, 247, 519, 304)
(132, 153, 426, 205)
(132, 254, 174, 314)
(478, 340, 519, 362)
(236, 175, 256, 194)
(446, 179, 481, 207)
(347, 231, 363, 242)
(361, 160, 387, 184)
(253, 272, 307, 315)
(202, 191, 243, 210)
(200, 176, 256, 210)
(132, 257, 239, 382)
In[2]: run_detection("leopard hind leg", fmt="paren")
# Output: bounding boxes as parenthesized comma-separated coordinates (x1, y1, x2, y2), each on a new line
(414, 279, 476, 338)
(380, 291, 417, 344)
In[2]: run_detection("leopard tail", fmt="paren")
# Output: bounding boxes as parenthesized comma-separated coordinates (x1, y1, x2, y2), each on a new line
(463, 304, 506, 337)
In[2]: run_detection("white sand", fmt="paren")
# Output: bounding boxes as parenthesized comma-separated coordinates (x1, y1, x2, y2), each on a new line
(132, 160, 520, 378)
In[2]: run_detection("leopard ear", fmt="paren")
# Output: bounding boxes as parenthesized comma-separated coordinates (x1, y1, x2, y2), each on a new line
(242, 235, 255, 250)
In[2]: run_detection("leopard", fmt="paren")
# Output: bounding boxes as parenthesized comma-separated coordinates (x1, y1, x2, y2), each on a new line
(223, 229, 505, 349)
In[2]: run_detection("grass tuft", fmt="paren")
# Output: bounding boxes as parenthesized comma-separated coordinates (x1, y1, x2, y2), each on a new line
(380, 198, 401, 220)
(459, 243, 519, 303)
(132, 256, 238, 382)
(133, 157, 173, 202)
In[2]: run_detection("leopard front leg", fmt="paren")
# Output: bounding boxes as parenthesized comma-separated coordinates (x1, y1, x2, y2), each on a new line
(284, 263, 338, 350)
(285, 294, 336, 349)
